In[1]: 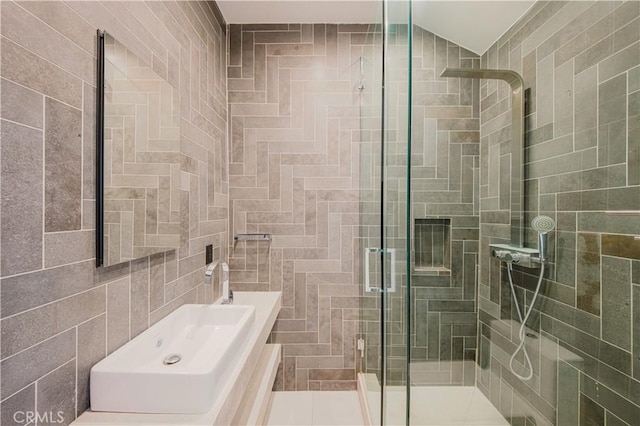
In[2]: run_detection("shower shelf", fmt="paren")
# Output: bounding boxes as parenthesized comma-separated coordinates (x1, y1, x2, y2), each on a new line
(412, 266, 451, 276)
(234, 233, 272, 242)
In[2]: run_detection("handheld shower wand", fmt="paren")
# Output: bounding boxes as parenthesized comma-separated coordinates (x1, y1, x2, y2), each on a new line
(531, 215, 555, 263)
(507, 215, 555, 381)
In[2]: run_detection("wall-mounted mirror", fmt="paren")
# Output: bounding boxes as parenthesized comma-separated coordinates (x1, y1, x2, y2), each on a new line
(96, 30, 181, 267)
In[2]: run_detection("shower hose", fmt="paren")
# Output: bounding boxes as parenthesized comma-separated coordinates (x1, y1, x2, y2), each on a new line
(506, 261, 545, 381)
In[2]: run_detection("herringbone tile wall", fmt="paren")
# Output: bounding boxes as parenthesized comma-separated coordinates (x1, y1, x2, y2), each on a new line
(103, 35, 182, 265)
(406, 25, 480, 386)
(227, 23, 369, 391)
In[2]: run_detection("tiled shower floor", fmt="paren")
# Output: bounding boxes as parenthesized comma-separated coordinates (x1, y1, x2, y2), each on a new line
(362, 374, 509, 425)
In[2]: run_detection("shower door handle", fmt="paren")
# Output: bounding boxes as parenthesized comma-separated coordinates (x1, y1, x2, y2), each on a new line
(364, 247, 382, 293)
(364, 247, 397, 293)
(387, 248, 397, 293)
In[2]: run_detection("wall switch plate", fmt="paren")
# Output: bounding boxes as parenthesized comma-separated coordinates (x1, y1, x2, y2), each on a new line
(206, 245, 213, 264)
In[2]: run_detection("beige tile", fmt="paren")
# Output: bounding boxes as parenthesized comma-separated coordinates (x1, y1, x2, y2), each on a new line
(0, 78, 43, 128)
(0, 37, 82, 108)
(2, 1, 93, 82)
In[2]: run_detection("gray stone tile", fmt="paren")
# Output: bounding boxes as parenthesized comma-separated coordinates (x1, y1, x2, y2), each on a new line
(574, 30, 614, 74)
(130, 257, 150, 338)
(107, 277, 130, 354)
(613, 17, 640, 53)
(557, 362, 579, 426)
(579, 211, 640, 235)
(36, 360, 76, 426)
(0, 78, 43, 128)
(14, 1, 96, 54)
(77, 314, 106, 415)
(0, 120, 43, 277)
(1, 384, 35, 425)
(602, 234, 640, 260)
(581, 374, 640, 425)
(613, 0, 640, 28)
(0, 37, 82, 108)
(94, 260, 130, 286)
(598, 340, 631, 376)
(0, 328, 75, 400)
(510, 2, 576, 59)
(149, 252, 165, 311)
(633, 284, 640, 381)
(630, 65, 640, 93)
(536, 52, 554, 127)
(576, 233, 601, 316)
(580, 393, 605, 426)
(1, 286, 104, 358)
(596, 360, 632, 400)
(44, 230, 93, 268)
(44, 97, 82, 232)
(629, 90, 640, 186)
(599, 41, 640, 83)
(1, 260, 94, 318)
(82, 82, 95, 200)
(601, 256, 632, 351)
(1, 1, 93, 83)
(554, 60, 574, 137)
(553, 10, 613, 68)
(606, 411, 630, 426)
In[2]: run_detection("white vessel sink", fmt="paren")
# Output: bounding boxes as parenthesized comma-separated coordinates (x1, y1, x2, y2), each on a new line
(90, 304, 256, 414)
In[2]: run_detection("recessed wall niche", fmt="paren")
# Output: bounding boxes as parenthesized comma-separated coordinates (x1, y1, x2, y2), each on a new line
(414, 218, 451, 274)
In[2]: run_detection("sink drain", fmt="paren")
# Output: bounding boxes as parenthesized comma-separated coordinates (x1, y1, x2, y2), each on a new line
(163, 353, 182, 365)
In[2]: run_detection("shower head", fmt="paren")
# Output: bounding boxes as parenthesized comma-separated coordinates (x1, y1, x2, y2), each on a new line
(531, 215, 555, 264)
(531, 215, 555, 234)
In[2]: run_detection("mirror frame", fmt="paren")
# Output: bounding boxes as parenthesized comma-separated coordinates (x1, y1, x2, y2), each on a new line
(95, 29, 181, 267)
(96, 29, 105, 267)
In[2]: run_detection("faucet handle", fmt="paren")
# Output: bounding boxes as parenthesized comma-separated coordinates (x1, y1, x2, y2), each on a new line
(229, 289, 234, 304)
(205, 261, 218, 277)
(221, 262, 229, 281)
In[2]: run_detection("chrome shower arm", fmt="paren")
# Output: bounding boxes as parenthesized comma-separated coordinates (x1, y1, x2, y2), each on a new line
(441, 67, 526, 247)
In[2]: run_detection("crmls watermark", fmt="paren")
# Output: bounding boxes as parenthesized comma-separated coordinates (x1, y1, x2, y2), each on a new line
(13, 410, 65, 424)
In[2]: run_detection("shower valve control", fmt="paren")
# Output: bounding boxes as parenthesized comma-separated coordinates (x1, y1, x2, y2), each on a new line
(494, 250, 521, 263)
(490, 243, 540, 269)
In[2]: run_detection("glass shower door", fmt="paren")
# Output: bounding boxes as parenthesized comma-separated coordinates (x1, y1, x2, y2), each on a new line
(359, 0, 411, 424)
(381, 0, 412, 424)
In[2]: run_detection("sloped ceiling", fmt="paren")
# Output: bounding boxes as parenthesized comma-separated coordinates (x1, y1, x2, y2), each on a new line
(216, 0, 536, 55)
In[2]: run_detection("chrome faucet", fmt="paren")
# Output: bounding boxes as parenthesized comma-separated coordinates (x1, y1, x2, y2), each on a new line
(204, 261, 233, 304)
(220, 262, 233, 305)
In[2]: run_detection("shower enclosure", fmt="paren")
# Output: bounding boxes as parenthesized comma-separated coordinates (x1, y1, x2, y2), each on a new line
(359, 1, 640, 425)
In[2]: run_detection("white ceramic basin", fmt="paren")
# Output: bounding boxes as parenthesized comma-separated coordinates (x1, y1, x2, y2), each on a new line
(90, 304, 256, 414)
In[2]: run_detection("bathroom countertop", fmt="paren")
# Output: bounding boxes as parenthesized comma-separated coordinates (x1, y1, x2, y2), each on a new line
(72, 291, 282, 426)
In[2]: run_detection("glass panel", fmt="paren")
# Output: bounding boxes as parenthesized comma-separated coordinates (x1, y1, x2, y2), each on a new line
(358, 14, 384, 426)
(383, 0, 412, 424)
(409, 1, 640, 425)
(358, 0, 412, 423)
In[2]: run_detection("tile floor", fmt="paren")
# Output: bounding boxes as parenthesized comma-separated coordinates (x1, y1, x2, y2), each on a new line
(362, 374, 508, 426)
(266, 391, 364, 426)
(266, 382, 508, 426)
